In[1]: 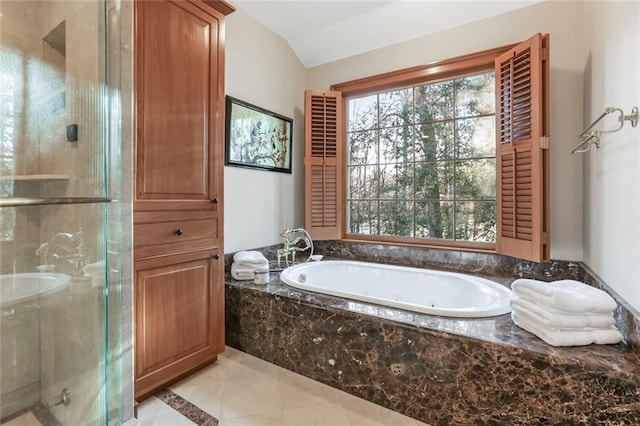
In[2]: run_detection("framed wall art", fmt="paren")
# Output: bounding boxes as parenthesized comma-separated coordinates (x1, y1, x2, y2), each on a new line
(225, 96, 293, 173)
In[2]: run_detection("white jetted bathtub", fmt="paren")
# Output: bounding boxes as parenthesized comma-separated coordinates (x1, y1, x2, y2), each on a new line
(280, 260, 512, 318)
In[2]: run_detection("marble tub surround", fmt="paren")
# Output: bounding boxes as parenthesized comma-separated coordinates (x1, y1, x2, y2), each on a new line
(225, 275, 638, 363)
(226, 275, 640, 424)
(225, 240, 640, 348)
(312, 240, 585, 282)
(581, 263, 640, 351)
(224, 239, 640, 424)
(224, 241, 584, 283)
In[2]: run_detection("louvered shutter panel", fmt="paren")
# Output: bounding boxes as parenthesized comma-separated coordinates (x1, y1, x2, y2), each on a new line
(496, 33, 549, 262)
(304, 90, 343, 240)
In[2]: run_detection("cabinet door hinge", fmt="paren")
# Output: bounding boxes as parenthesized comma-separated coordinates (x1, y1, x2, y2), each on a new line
(541, 232, 549, 245)
(540, 136, 550, 149)
(541, 47, 549, 61)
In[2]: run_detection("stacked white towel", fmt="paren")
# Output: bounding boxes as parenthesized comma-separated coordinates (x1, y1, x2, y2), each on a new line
(231, 251, 269, 280)
(510, 279, 622, 347)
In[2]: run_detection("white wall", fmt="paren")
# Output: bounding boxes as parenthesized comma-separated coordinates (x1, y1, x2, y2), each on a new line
(307, 1, 585, 262)
(224, 9, 307, 253)
(582, 1, 640, 311)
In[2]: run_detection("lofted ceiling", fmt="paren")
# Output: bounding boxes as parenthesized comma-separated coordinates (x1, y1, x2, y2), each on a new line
(232, 0, 543, 68)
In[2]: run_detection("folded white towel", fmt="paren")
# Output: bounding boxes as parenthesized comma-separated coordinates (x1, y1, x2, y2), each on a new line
(512, 311, 623, 346)
(233, 250, 267, 264)
(236, 259, 269, 269)
(511, 279, 617, 314)
(231, 263, 255, 281)
(510, 296, 615, 329)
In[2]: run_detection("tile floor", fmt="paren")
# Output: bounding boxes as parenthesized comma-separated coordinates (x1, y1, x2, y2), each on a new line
(138, 347, 429, 426)
(1, 413, 41, 426)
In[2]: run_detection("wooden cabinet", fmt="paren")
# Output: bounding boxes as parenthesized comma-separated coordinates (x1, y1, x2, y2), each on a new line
(134, 248, 222, 398)
(133, 0, 233, 400)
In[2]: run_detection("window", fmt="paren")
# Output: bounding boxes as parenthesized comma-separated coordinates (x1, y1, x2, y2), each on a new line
(305, 34, 549, 262)
(346, 71, 496, 243)
(0, 47, 18, 242)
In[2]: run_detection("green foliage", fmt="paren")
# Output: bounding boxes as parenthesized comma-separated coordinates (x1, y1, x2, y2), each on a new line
(347, 72, 496, 243)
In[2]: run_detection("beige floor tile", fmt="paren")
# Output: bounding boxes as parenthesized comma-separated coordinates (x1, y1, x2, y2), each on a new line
(283, 402, 351, 426)
(136, 396, 196, 426)
(2, 412, 41, 426)
(221, 346, 247, 360)
(137, 396, 163, 425)
(278, 368, 341, 411)
(214, 346, 246, 370)
(223, 350, 280, 385)
(220, 410, 285, 426)
(219, 377, 282, 420)
(170, 362, 226, 417)
(153, 402, 197, 426)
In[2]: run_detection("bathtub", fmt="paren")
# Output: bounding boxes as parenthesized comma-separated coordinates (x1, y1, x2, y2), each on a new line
(280, 260, 512, 318)
(0, 273, 70, 309)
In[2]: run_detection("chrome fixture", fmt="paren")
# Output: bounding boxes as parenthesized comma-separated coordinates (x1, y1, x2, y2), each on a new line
(277, 227, 314, 268)
(571, 106, 638, 154)
(36, 229, 88, 276)
(46, 388, 71, 408)
(0, 196, 110, 208)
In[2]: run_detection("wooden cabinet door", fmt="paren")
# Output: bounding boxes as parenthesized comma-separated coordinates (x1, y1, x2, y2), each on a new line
(135, 0, 223, 212)
(134, 248, 223, 399)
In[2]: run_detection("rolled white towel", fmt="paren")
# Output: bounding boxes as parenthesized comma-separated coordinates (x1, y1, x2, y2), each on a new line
(231, 263, 255, 281)
(233, 250, 267, 264)
(511, 279, 617, 314)
(511, 311, 623, 346)
(510, 296, 615, 329)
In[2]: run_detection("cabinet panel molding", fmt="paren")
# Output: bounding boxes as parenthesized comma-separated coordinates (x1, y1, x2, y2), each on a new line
(135, 0, 222, 212)
(134, 248, 222, 399)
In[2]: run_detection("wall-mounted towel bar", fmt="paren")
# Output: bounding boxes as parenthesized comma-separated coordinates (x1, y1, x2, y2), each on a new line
(571, 106, 638, 154)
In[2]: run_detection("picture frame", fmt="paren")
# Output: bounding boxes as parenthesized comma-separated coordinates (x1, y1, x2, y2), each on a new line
(225, 96, 293, 173)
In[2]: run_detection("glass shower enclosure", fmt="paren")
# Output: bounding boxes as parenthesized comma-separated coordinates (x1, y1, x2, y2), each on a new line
(0, 0, 130, 425)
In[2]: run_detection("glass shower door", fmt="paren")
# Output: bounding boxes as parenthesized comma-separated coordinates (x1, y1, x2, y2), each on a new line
(0, 1, 126, 424)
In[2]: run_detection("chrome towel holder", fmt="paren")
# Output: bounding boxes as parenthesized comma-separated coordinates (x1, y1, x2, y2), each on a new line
(571, 106, 638, 154)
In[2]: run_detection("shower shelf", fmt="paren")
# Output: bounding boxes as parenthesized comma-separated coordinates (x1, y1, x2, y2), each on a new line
(0, 174, 70, 182)
(0, 196, 111, 207)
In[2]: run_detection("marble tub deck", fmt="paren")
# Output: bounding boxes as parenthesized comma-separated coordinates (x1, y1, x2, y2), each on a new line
(225, 249, 640, 425)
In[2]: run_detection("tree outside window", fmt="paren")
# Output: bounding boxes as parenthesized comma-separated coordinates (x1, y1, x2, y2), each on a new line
(346, 71, 496, 243)
(0, 48, 17, 242)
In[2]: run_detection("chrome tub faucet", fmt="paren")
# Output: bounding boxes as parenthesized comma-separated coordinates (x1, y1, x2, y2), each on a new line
(277, 227, 314, 268)
(36, 229, 88, 276)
